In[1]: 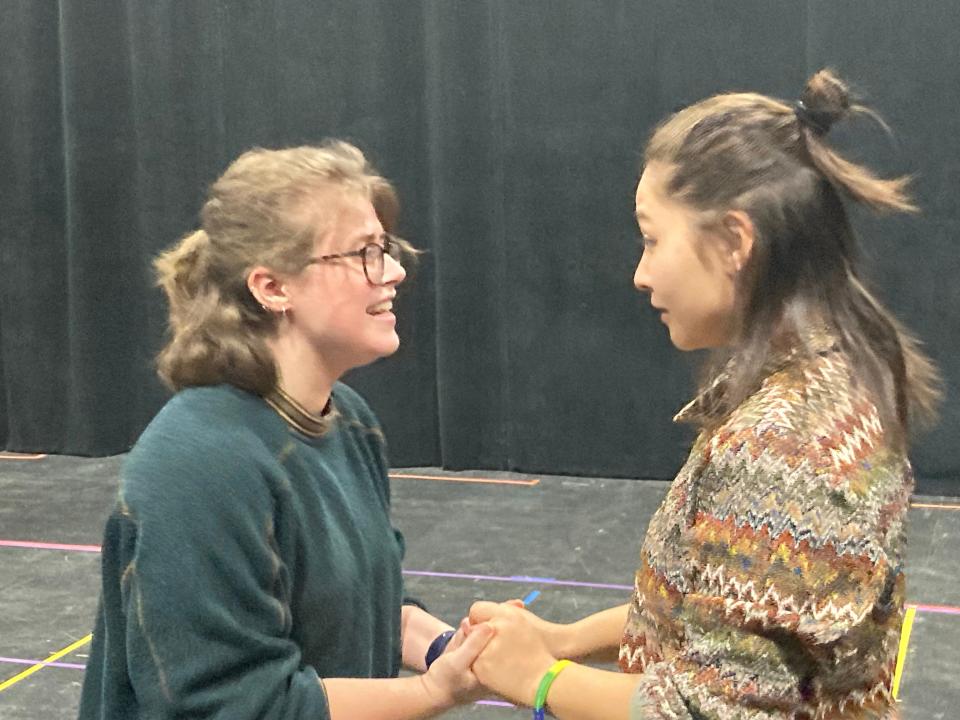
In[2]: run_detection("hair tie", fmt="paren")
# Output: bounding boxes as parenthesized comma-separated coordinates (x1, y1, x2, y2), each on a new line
(794, 100, 833, 135)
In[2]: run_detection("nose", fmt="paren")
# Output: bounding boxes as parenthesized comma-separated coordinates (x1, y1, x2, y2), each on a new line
(633, 252, 651, 293)
(382, 252, 406, 286)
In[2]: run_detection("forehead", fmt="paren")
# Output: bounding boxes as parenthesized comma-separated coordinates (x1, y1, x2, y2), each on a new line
(634, 162, 673, 219)
(301, 189, 382, 251)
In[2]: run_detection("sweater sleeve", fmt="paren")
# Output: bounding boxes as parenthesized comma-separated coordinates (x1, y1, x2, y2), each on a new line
(114, 437, 330, 720)
(683, 420, 902, 644)
(626, 412, 908, 718)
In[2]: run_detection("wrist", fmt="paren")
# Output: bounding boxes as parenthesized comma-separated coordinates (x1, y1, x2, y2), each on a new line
(546, 621, 575, 659)
(417, 671, 456, 712)
(532, 659, 574, 718)
(524, 659, 555, 708)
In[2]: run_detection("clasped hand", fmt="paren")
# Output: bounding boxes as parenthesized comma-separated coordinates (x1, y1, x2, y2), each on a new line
(423, 598, 568, 709)
(462, 600, 563, 707)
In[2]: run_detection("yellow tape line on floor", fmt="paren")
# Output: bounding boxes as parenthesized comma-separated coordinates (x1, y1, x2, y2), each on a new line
(892, 606, 916, 700)
(0, 634, 92, 693)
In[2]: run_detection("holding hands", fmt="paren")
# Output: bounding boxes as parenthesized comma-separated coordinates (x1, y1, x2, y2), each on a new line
(464, 600, 565, 707)
(453, 599, 634, 719)
(419, 621, 498, 707)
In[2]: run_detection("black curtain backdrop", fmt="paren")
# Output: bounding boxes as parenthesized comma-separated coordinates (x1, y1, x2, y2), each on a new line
(2, 1, 958, 493)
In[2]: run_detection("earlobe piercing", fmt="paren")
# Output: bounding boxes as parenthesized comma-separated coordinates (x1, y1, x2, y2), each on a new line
(731, 252, 744, 273)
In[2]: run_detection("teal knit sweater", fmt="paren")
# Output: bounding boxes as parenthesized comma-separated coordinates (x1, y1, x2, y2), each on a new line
(79, 383, 406, 719)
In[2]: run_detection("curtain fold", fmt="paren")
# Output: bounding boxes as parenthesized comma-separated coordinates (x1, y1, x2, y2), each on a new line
(2, 1, 957, 490)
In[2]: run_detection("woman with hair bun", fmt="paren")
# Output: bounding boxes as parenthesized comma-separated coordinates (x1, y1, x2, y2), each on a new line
(468, 70, 939, 720)
(80, 141, 493, 720)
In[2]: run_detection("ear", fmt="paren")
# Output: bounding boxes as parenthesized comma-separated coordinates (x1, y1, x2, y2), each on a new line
(247, 266, 290, 312)
(720, 210, 755, 274)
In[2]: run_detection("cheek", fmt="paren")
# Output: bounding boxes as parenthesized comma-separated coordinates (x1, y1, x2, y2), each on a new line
(302, 292, 353, 336)
(684, 248, 728, 301)
(694, 277, 738, 345)
(651, 252, 685, 303)
(673, 260, 727, 317)
(707, 270, 738, 313)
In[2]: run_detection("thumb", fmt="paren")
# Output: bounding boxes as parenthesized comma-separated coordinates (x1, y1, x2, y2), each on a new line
(469, 600, 501, 624)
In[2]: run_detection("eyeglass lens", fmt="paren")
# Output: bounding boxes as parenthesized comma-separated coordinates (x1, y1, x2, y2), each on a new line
(362, 237, 401, 284)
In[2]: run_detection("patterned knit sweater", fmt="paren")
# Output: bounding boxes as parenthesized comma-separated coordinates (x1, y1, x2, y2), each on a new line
(620, 338, 911, 720)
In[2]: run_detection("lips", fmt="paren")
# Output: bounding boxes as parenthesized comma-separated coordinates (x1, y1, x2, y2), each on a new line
(367, 297, 395, 316)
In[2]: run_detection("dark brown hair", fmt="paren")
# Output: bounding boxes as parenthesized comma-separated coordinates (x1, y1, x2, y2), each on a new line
(645, 69, 939, 443)
(154, 141, 401, 395)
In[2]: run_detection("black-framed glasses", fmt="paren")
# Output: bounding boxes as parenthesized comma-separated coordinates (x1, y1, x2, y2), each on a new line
(306, 233, 403, 286)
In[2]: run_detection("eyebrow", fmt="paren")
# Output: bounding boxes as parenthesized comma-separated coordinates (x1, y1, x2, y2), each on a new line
(345, 231, 385, 248)
(322, 231, 383, 258)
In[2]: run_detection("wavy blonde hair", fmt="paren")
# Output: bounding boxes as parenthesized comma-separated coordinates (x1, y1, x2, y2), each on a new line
(154, 141, 399, 394)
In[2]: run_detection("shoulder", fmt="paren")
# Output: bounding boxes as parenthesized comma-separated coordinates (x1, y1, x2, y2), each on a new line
(701, 350, 907, 506)
(139, 384, 289, 453)
(717, 350, 870, 455)
(148, 384, 280, 430)
(122, 385, 290, 510)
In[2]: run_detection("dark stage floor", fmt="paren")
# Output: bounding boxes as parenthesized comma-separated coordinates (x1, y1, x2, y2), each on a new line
(1, 454, 957, 718)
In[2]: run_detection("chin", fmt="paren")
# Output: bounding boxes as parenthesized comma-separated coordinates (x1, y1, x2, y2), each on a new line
(667, 330, 694, 351)
(342, 340, 399, 373)
(670, 333, 726, 352)
(670, 339, 698, 352)
(667, 320, 731, 351)
(372, 335, 401, 359)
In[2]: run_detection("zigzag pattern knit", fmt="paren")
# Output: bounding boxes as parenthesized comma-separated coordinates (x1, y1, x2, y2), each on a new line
(620, 338, 910, 720)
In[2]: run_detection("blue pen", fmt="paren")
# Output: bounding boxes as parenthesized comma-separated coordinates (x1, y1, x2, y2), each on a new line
(522, 590, 540, 606)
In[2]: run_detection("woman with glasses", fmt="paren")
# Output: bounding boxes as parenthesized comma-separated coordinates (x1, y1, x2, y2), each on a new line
(466, 70, 939, 719)
(79, 142, 492, 720)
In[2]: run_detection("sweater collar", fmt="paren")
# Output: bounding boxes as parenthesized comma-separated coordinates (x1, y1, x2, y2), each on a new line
(674, 324, 839, 426)
(264, 385, 339, 438)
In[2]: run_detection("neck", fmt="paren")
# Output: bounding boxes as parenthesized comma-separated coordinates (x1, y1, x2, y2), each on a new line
(266, 332, 340, 415)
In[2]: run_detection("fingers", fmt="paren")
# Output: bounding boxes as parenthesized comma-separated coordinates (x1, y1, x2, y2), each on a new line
(444, 625, 467, 653)
(451, 622, 495, 664)
(505, 598, 525, 608)
(469, 600, 510, 624)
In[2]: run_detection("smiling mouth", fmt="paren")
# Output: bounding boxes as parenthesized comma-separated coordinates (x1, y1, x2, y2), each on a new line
(367, 300, 394, 316)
